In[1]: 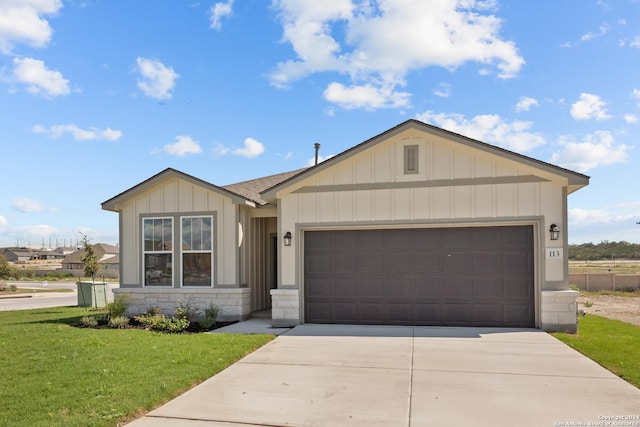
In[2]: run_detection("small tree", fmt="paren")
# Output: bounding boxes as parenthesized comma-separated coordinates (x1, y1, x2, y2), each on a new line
(80, 233, 101, 283)
(0, 254, 15, 279)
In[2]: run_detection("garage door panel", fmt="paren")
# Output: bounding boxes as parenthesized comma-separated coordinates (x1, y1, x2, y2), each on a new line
(331, 231, 357, 249)
(360, 303, 387, 323)
(306, 254, 331, 273)
(473, 304, 505, 324)
(334, 279, 357, 297)
(444, 253, 473, 274)
(504, 304, 533, 325)
(388, 303, 413, 323)
(385, 278, 412, 297)
(473, 227, 501, 248)
(474, 252, 502, 274)
(304, 226, 534, 327)
(306, 279, 333, 297)
(414, 252, 443, 272)
(384, 229, 413, 249)
(334, 303, 358, 323)
(443, 278, 473, 298)
(356, 253, 384, 274)
(444, 228, 474, 250)
(414, 230, 443, 250)
(414, 278, 443, 297)
(384, 253, 412, 274)
(473, 277, 504, 298)
(333, 254, 357, 274)
(357, 278, 384, 296)
(504, 277, 533, 299)
(443, 304, 472, 324)
(306, 301, 333, 323)
(356, 231, 384, 249)
(503, 252, 532, 274)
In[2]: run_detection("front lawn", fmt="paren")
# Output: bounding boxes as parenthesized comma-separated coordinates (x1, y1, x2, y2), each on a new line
(0, 307, 274, 426)
(552, 314, 640, 388)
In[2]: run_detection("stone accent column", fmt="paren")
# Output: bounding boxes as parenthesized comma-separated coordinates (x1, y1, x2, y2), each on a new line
(540, 290, 579, 333)
(271, 289, 300, 327)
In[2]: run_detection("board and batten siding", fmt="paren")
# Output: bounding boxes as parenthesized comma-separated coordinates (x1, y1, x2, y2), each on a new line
(276, 129, 567, 287)
(118, 177, 238, 287)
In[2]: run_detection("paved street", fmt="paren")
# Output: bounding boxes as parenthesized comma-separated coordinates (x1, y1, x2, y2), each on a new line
(0, 281, 118, 311)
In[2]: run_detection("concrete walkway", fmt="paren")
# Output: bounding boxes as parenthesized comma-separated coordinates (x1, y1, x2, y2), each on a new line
(127, 324, 640, 427)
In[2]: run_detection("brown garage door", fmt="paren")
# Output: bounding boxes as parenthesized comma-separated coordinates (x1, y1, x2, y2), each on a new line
(304, 226, 534, 327)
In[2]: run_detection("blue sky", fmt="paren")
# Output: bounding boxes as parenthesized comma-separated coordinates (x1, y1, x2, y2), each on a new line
(1, 0, 639, 248)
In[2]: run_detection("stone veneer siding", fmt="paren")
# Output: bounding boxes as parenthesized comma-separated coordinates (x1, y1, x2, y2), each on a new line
(270, 289, 300, 327)
(113, 288, 251, 322)
(540, 290, 579, 333)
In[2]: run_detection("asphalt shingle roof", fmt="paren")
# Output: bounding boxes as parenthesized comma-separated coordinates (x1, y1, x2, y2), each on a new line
(222, 168, 308, 206)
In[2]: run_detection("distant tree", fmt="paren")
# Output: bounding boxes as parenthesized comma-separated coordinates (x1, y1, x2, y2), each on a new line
(0, 254, 15, 279)
(80, 234, 101, 283)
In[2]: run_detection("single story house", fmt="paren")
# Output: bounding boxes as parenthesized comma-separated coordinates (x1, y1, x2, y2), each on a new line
(61, 243, 120, 279)
(102, 119, 589, 332)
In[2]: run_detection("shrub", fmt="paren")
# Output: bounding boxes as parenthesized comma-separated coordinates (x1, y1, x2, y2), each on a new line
(80, 316, 98, 328)
(107, 294, 132, 319)
(8, 284, 16, 292)
(134, 308, 190, 333)
(175, 299, 201, 321)
(199, 303, 219, 330)
(108, 316, 130, 329)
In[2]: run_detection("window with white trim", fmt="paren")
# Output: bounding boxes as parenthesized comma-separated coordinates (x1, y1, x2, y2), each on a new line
(143, 217, 173, 286)
(181, 216, 213, 287)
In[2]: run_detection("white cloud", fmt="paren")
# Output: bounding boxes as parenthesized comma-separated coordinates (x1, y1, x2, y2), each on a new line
(630, 35, 640, 48)
(632, 88, 640, 106)
(0, 0, 62, 54)
(162, 135, 202, 156)
(570, 93, 612, 121)
(232, 137, 265, 158)
(0, 215, 7, 226)
(12, 57, 70, 98)
(213, 143, 230, 157)
(580, 24, 609, 42)
(270, 0, 524, 110)
(135, 57, 179, 100)
(33, 124, 122, 141)
(624, 114, 638, 124)
(551, 131, 630, 172)
(210, 0, 234, 30)
(323, 82, 410, 110)
(433, 82, 451, 98)
(11, 198, 56, 213)
(515, 96, 539, 112)
(416, 111, 545, 152)
(570, 205, 639, 225)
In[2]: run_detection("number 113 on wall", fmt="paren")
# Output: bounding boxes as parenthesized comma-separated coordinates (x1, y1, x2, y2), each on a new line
(546, 248, 563, 259)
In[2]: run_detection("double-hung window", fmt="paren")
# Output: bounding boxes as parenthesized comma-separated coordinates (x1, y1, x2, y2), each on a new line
(181, 216, 213, 287)
(143, 217, 173, 286)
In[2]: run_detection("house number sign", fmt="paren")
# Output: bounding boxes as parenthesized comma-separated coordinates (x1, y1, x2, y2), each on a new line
(546, 248, 563, 259)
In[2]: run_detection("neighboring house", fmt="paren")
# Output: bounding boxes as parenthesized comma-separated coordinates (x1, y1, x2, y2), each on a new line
(1, 247, 67, 263)
(61, 243, 120, 279)
(102, 120, 589, 332)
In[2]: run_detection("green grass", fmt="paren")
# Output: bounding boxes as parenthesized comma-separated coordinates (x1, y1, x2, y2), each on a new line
(552, 314, 640, 388)
(0, 307, 274, 427)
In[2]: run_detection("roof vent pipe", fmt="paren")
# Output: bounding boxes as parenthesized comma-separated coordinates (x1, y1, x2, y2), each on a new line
(314, 143, 320, 165)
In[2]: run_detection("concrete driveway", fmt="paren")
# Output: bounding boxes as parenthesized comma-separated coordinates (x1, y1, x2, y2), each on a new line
(127, 324, 640, 427)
